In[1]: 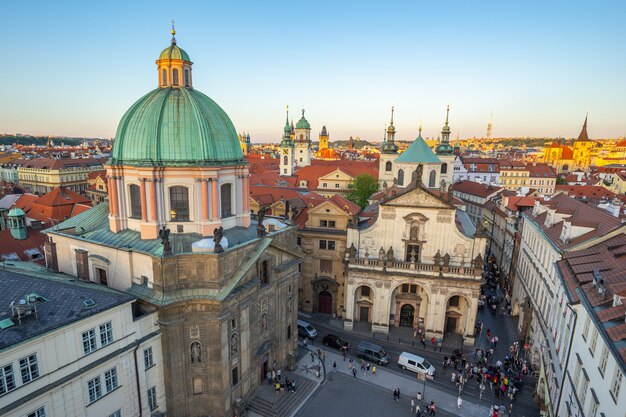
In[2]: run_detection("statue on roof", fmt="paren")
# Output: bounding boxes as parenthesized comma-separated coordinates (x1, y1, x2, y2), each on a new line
(257, 206, 268, 237)
(159, 226, 172, 256)
(213, 226, 224, 253)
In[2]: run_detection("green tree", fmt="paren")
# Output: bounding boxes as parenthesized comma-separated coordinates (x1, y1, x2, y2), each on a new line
(345, 174, 379, 208)
(556, 176, 567, 185)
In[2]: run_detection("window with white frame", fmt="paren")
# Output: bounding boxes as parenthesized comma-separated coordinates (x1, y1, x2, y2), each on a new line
(588, 391, 599, 417)
(573, 359, 582, 388)
(87, 376, 102, 403)
(579, 375, 589, 406)
(99, 322, 113, 346)
(0, 364, 16, 395)
(82, 328, 97, 355)
(104, 368, 118, 392)
(27, 407, 45, 417)
(610, 368, 623, 400)
(599, 346, 609, 376)
(589, 328, 598, 356)
(19, 354, 39, 384)
(144, 347, 154, 369)
(148, 386, 158, 411)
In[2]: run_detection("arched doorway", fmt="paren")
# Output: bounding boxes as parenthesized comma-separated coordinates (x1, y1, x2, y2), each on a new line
(355, 285, 374, 323)
(444, 295, 469, 335)
(318, 291, 333, 315)
(399, 304, 415, 327)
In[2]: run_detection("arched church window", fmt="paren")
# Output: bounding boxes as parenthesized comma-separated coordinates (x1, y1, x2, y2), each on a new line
(385, 161, 392, 172)
(300, 134, 303, 141)
(221, 183, 233, 218)
(429, 170, 436, 187)
(162, 69, 167, 85)
(173, 68, 179, 86)
(169, 186, 190, 221)
(283, 155, 288, 165)
(397, 169, 404, 186)
(129, 184, 142, 219)
(184, 69, 189, 87)
(441, 163, 448, 174)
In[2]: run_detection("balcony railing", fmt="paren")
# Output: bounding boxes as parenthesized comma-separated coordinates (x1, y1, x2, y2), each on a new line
(349, 257, 481, 278)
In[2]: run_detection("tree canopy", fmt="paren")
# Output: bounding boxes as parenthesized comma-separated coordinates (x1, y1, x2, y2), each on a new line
(345, 174, 379, 208)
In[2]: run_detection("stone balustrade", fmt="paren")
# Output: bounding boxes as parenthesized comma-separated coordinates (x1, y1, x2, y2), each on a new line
(349, 256, 481, 278)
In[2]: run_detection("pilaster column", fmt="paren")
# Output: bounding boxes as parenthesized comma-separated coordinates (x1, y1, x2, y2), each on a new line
(139, 179, 147, 222)
(211, 178, 219, 221)
(109, 176, 119, 216)
(242, 173, 250, 213)
(149, 179, 158, 222)
(201, 179, 209, 221)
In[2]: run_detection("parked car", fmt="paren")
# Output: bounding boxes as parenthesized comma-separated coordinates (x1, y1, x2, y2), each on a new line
(297, 320, 318, 339)
(322, 334, 350, 351)
(357, 341, 390, 365)
(397, 352, 436, 376)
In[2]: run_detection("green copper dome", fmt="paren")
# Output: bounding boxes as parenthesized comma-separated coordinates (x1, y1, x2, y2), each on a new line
(111, 88, 244, 166)
(159, 44, 191, 61)
(296, 110, 310, 129)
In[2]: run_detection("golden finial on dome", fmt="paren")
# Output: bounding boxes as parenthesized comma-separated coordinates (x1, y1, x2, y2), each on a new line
(171, 19, 176, 44)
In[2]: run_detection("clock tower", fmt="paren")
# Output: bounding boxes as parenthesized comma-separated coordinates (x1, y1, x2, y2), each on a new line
(279, 106, 294, 176)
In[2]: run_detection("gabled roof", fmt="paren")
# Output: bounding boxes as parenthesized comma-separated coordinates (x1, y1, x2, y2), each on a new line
(453, 180, 503, 199)
(395, 136, 441, 164)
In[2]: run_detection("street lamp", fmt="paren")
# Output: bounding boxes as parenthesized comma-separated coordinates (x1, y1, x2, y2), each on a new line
(170, 209, 177, 221)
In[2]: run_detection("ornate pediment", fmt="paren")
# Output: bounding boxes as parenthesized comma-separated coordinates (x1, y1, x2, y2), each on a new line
(383, 186, 453, 209)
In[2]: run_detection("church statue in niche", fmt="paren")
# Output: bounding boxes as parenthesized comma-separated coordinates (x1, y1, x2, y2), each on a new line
(230, 333, 239, 356)
(410, 223, 420, 241)
(191, 341, 202, 364)
(262, 313, 268, 331)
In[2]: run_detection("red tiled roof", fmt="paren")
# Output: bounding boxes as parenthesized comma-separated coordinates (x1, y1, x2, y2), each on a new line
(527, 163, 556, 178)
(13, 193, 39, 213)
(452, 180, 503, 199)
(26, 188, 92, 224)
(526, 194, 623, 250)
(0, 227, 47, 264)
(16, 157, 106, 170)
(556, 233, 626, 362)
(555, 185, 615, 200)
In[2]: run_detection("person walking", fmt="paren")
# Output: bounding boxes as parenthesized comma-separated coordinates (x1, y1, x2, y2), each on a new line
(457, 395, 463, 409)
(332, 361, 337, 373)
(428, 401, 436, 416)
(372, 365, 377, 375)
(410, 399, 416, 414)
(415, 404, 421, 416)
(366, 363, 371, 376)
(352, 367, 357, 380)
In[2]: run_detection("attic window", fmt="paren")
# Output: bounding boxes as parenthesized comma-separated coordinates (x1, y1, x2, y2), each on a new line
(83, 298, 96, 308)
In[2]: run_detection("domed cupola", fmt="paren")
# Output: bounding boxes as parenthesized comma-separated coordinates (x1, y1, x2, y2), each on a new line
(107, 25, 250, 240)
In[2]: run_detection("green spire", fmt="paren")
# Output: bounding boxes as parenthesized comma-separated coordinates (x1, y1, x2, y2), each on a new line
(436, 105, 454, 155)
(283, 105, 291, 134)
(281, 105, 292, 147)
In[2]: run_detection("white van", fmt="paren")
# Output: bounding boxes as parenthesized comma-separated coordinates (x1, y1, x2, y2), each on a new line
(397, 352, 436, 376)
(297, 319, 317, 339)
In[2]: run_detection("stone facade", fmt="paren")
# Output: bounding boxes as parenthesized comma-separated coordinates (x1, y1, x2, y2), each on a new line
(344, 182, 487, 345)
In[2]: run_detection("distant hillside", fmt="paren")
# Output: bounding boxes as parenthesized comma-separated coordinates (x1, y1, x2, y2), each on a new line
(0, 134, 111, 146)
(331, 139, 374, 149)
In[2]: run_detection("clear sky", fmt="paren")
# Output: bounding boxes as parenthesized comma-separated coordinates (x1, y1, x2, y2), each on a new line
(2, 0, 625, 142)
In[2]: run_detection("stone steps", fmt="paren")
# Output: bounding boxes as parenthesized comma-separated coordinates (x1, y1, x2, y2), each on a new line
(247, 375, 317, 417)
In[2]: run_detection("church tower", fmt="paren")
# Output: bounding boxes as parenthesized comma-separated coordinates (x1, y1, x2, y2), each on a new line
(294, 109, 312, 167)
(319, 126, 329, 151)
(378, 106, 399, 187)
(435, 105, 456, 187)
(280, 107, 294, 176)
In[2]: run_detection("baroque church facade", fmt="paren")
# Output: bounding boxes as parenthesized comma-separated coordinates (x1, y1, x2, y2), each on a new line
(344, 181, 487, 345)
(44, 29, 301, 417)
